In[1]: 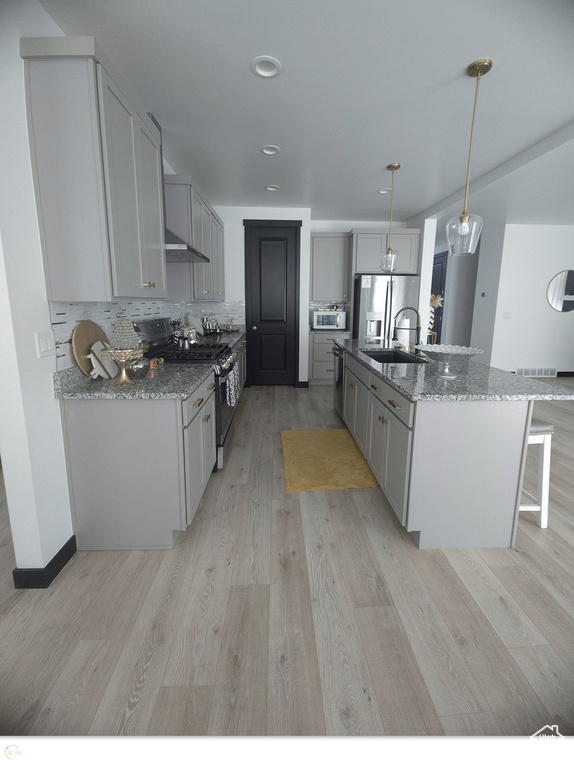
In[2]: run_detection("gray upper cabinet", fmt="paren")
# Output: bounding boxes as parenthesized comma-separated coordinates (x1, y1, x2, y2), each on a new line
(311, 233, 350, 302)
(22, 37, 166, 302)
(352, 229, 420, 274)
(193, 199, 225, 301)
(164, 175, 225, 303)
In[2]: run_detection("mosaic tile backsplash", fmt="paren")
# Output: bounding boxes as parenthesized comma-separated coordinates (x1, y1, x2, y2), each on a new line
(50, 299, 245, 371)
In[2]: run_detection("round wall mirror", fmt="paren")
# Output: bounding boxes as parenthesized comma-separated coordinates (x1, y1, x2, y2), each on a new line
(547, 270, 574, 312)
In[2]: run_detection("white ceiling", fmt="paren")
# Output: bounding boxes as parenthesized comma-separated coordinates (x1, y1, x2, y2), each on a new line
(37, 0, 574, 224)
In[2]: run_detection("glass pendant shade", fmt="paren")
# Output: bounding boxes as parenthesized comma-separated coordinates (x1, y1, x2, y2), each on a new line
(446, 212, 483, 256)
(380, 248, 397, 272)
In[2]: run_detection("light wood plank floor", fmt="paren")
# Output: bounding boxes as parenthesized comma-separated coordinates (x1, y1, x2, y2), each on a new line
(0, 379, 573, 736)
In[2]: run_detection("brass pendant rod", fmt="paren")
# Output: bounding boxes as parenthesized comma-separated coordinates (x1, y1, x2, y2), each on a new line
(461, 59, 492, 215)
(386, 162, 400, 252)
(462, 72, 482, 215)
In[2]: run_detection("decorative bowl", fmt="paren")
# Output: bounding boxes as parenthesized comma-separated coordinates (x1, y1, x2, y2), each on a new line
(101, 347, 143, 386)
(415, 344, 483, 379)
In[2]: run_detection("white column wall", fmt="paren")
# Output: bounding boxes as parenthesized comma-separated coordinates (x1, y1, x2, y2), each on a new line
(489, 224, 574, 372)
(214, 206, 312, 381)
(470, 222, 506, 365)
(0, 0, 74, 568)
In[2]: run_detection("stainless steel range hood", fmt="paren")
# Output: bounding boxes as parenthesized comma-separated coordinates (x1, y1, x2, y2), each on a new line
(164, 228, 209, 263)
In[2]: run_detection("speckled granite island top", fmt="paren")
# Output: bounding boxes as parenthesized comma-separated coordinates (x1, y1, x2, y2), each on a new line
(338, 340, 574, 402)
(54, 330, 245, 400)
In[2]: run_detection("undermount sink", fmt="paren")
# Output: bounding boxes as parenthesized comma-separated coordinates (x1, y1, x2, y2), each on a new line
(361, 349, 424, 364)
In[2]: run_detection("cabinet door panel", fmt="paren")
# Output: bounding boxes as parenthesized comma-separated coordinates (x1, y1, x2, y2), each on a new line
(184, 413, 204, 526)
(368, 396, 411, 525)
(343, 369, 358, 432)
(201, 393, 217, 486)
(355, 232, 419, 274)
(98, 67, 143, 296)
(311, 235, 349, 300)
(135, 117, 166, 296)
(193, 206, 214, 298)
(214, 222, 225, 299)
(354, 377, 370, 455)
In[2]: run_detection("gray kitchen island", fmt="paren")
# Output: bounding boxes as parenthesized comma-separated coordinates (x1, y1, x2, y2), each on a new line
(337, 340, 574, 549)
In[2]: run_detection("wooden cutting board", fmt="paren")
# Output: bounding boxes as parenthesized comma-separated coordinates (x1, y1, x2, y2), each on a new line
(72, 320, 110, 376)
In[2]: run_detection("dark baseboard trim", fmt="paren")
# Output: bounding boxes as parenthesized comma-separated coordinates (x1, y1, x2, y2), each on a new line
(557, 371, 574, 377)
(13, 535, 77, 589)
(296, 381, 309, 388)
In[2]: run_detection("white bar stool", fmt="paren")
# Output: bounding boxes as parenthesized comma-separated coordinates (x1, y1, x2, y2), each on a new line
(519, 418, 554, 528)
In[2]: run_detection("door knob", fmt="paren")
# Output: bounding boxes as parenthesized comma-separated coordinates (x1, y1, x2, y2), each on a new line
(252, 326, 258, 330)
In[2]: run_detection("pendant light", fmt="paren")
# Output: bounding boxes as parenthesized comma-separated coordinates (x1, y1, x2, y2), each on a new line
(381, 163, 400, 272)
(446, 59, 492, 256)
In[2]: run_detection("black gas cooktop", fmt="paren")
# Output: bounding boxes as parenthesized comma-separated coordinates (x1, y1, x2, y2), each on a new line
(145, 340, 230, 363)
(160, 342, 230, 363)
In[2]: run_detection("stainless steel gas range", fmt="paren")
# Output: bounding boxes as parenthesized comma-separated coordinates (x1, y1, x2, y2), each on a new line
(136, 317, 239, 468)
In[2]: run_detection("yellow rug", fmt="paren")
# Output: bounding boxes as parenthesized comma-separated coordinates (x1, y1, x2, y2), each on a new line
(281, 429, 378, 493)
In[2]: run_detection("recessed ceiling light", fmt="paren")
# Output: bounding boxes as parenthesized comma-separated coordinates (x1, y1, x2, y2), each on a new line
(266, 185, 280, 192)
(260, 145, 281, 155)
(251, 56, 282, 78)
(377, 188, 391, 194)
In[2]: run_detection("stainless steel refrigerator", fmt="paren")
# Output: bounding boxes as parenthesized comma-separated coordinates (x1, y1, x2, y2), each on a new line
(352, 274, 420, 347)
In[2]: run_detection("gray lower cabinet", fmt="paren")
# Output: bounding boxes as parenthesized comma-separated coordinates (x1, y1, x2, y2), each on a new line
(310, 332, 351, 381)
(22, 38, 166, 301)
(61, 376, 216, 549)
(183, 385, 216, 525)
(368, 393, 412, 525)
(343, 367, 369, 456)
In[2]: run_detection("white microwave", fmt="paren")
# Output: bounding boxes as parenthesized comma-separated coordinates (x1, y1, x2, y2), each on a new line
(312, 310, 347, 330)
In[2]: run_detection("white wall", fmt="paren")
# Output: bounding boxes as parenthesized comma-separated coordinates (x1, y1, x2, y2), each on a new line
(0, 0, 74, 568)
(489, 224, 574, 372)
(214, 206, 312, 380)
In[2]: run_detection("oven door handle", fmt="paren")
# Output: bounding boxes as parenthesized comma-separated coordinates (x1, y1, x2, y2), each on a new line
(218, 360, 238, 380)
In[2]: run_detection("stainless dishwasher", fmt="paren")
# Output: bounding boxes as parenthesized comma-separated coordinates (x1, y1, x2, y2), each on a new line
(333, 345, 344, 418)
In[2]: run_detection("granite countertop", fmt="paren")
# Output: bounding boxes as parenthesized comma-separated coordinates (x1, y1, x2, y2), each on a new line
(54, 329, 246, 400)
(338, 340, 574, 403)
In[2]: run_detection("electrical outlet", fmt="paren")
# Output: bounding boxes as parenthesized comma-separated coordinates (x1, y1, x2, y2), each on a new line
(35, 331, 56, 358)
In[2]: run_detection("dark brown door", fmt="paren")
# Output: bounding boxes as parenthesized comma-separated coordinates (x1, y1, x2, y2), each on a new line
(244, 220, 300, 386)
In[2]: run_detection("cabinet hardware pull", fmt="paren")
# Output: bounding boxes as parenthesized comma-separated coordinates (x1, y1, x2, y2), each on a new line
(388, 399, 402, 410)
(202, 290, 209, 294)
(143, 281, 156, 288)
(378, 414, 388, 424)
(202, 413, 211, 423)
(207, 383, 215, 390)
(350, 383, 356, 389)
(192, 397, 204, 408)
(370, 384, 379, 391)
(326, 368, 333, 372)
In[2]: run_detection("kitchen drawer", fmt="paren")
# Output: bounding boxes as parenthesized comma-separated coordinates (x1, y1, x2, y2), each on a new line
(314, 343, 339, 363)
(345, 354, 370, 389)
(313, 361, 336, 379)
(182, 374, 216, 426)
(368, 374, 414, 427)
(313, 332, 351, 348)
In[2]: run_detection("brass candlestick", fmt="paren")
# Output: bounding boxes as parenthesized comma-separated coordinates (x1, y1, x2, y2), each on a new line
(101, 348, 143, 386)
